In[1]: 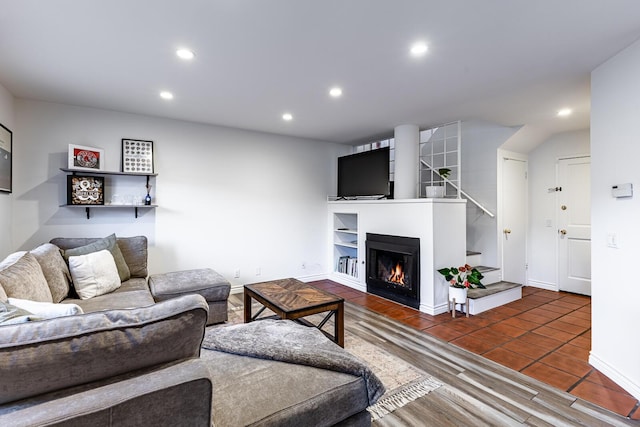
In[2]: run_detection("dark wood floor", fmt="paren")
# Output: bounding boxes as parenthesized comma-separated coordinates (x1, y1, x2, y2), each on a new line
(308, 280, 639, 421)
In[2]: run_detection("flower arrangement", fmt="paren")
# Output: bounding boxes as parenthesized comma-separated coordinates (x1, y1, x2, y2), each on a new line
(438, 264, 486, 289)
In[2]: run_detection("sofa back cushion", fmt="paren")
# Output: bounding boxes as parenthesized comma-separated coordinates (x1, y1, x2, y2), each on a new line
(51, 236, 147, 279)
(30, 243, 72, 303)
(0, 293, 208, 404)
(0, 252, 53, 303)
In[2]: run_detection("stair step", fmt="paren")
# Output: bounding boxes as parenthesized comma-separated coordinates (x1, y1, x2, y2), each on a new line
(474, 265, 499, 273)
(466, 281, 522, 315)
(467, 281, 521, 299)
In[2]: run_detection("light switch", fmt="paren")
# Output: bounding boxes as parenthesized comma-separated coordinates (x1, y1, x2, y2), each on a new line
(607, 233, 618, 248)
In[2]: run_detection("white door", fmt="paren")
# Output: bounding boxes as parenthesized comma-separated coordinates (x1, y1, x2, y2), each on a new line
(558, 157, 591, 295)
(502, 158, 527, 284)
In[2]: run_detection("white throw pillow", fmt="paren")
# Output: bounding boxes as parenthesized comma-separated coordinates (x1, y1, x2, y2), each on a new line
(68, 250, 121, 300)
(7, 297, 83, 319)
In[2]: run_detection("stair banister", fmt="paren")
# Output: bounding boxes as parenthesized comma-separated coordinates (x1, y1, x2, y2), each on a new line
(420, 159, 495, 218)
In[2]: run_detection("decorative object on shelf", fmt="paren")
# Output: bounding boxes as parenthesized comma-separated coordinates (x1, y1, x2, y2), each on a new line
(122, 138, 154, 173)
(66, 175, 104, 205)
(0, 122, 12, 193)
(425, 168, 451, 198)
(145, 183, 152, 205)
(68, 144, 104, 171)
(437, 264, 485, 289)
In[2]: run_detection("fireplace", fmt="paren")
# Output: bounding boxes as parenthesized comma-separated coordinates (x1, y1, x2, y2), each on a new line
(366, 233, 420, 309)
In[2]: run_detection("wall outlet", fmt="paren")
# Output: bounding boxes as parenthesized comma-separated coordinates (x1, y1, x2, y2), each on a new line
(301, 262, 306, 269)
(255, 267, 261, 276)
(234, 269, 240, 278)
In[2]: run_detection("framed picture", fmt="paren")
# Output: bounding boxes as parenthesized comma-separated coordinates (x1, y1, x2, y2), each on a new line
(66, 175, 104, 205)
(0, 123, 11, 193)
(121, 138, 154, 173)
(68, 144, 104, 171)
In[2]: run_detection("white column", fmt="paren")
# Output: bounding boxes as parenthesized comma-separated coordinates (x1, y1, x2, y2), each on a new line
(394, 124, 419, 199)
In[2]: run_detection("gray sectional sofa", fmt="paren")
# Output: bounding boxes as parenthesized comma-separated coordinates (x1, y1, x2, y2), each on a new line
(0, 235, 379, 426)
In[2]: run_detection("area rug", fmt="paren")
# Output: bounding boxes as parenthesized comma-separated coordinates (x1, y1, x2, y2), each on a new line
(210, 305, 442, 420)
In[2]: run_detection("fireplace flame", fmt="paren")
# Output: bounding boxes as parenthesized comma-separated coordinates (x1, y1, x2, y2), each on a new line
(388, 262, 405, 285)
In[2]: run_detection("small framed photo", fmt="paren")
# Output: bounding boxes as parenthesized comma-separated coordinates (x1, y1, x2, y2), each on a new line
(0, 122, 12, 193)
(68, 144, 104, 171)
(66, 175, 104, 205)
(122, 138, 154, 173)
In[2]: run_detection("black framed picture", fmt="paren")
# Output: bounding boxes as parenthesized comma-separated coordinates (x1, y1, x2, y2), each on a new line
(0, 122, 12, 193)
(121, 138, 154, 173)
(66, 175, 104, 205)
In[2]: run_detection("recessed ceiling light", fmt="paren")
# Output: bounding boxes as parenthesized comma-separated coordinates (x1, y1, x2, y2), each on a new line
(282, 113, 293, 121)
(160, 91, 174, 100)
(176, 49, 195, 60)
(410, 42, 428, 56)
(557, 108, 572, 117)
(329, 87, 343, 98)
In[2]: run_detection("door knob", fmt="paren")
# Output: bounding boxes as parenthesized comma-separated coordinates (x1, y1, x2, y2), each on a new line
(503, 229, 511, 234)
(559, 229, 567, 235)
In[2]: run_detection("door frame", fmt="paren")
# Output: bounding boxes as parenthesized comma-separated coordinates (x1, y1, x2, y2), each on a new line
(497, 149, 529, 285)
(555, 154, 591, 293)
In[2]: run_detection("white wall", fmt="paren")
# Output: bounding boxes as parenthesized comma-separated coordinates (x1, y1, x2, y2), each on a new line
(591, 38, 640, 400)
(13, 99, 350, 289)
(462, 120, 518, 268)
(527, 130, 590, 290)
(0, 83, 14, 258)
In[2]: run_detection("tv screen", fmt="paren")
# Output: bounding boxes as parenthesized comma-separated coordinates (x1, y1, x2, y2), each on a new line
(337, 147, 391, 198)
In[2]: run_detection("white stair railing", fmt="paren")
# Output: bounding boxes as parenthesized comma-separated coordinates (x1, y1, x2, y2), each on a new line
(420, 159, 495, 218)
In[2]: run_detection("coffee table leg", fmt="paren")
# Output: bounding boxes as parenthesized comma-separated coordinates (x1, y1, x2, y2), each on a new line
(244, 291, 252, 323)
(335, 303, 344, 348)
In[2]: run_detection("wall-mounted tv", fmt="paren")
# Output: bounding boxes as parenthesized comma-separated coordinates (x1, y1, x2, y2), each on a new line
(337, 147, 391, 198)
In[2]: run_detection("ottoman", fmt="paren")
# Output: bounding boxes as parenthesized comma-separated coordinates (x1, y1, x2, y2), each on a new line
(149, 269, 231, 325)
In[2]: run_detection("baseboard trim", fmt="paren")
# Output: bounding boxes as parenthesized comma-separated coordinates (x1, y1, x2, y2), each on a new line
(296, 273, 329, 283)
(589, 352, 640, 401)
(526, 279, 557, 292)
(420, 302, 449, 316)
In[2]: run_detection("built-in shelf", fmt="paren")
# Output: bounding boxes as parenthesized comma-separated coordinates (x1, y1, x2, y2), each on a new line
(60, 168, 157, 219)
(333, 213, 359, 279)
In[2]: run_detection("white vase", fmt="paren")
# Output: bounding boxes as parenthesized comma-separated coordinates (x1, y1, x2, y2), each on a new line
(448, 286, 468, 318)
(425, 185, 445, 198)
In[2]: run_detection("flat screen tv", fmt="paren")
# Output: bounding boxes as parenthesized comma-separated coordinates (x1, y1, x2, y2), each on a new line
(337, 147, 391, 198)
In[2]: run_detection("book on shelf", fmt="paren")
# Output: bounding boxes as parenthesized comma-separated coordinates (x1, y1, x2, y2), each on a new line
(336, 255, 358, 277)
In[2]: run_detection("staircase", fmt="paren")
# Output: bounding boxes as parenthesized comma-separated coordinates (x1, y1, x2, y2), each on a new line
(463, 251, 522, 315)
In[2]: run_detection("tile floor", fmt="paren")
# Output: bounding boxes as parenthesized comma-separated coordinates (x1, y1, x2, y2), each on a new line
(310, 280, 640, 420)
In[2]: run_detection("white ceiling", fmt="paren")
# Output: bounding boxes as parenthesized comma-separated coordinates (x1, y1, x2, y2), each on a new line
(1, 0, 640, 146)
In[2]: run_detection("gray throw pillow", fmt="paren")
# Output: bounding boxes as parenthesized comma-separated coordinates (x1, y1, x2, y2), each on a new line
(30, 243, 72, 303)
(64, 234, 131, 282)
(0, 252, 54, 302)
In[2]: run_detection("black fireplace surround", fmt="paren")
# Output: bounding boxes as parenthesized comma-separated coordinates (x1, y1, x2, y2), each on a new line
(366, 233, 420, 309)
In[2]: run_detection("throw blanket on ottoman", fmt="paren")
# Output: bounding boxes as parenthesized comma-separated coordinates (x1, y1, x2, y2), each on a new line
(202, 319, 385, 405)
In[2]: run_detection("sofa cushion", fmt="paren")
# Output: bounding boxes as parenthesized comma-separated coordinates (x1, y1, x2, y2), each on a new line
(63, 278, 155, 313)
(62, 234, 130, 282)
(68, 250, 121, 299)
(0, 294, 209, 405)
(202, 350, 369, 426)
(0, 252, 53, 303)
(51, 236, 147, 279)
(8, 297, 83, 319)
(0, 301, 40, 325)
(30, 243, 72, 303)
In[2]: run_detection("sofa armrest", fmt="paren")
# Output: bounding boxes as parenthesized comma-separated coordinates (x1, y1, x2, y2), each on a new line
(0, 294, 209, 404)
(0, 358, 212, 427)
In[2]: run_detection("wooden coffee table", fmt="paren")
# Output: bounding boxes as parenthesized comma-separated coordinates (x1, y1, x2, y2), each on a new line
(244, 278, 344, 347)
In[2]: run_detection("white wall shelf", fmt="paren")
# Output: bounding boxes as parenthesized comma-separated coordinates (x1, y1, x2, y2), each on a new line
(60, 168, 157, 219)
